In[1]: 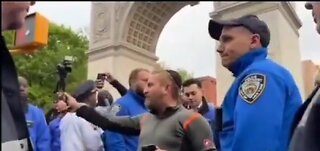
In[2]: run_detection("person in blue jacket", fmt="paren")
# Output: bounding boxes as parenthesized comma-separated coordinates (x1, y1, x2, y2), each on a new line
(207, 15, 302, 151)
(107, 68, 150, 151)
(182, 78, 216, 130)
(18, 76, 51, 151)
(182, 78, 218, 149)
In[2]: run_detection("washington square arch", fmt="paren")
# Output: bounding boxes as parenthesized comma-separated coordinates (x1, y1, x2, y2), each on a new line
(87, 2, 304, 103)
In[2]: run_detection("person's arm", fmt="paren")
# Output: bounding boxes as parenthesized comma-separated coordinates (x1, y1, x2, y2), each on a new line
(232, 72, 301, 151)
(184, 113, 216, 151)
(110, 80, 127, 96)
(35, 109, 52, 151)
(76, 105, 141, 135)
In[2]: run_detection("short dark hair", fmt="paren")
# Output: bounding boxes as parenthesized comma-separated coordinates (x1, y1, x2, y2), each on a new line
(182, 78, 202, 88)
(128, 68, 149, 87)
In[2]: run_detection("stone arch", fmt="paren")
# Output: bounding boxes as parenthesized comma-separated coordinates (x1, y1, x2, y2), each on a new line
(120, 2, 199, 53)
(88, 2, 198, 99)
(88, 2, 304, 101)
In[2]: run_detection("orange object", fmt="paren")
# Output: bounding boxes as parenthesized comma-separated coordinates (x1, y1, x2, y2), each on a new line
(11, 12, 49, 54)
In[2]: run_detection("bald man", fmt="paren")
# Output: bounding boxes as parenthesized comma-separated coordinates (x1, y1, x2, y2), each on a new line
(18, 76, 51, 151)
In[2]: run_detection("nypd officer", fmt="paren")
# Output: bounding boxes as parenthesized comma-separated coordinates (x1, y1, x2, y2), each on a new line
(208, 15, 302, 151)
(60, 80, 104, 151)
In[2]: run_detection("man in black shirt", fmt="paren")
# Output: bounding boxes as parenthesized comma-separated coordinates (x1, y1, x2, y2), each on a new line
(1, 1, 35, 150)
(289, 2, 320, 151)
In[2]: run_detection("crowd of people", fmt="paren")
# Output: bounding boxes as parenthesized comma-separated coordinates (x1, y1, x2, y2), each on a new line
(1, 1, 320, 151)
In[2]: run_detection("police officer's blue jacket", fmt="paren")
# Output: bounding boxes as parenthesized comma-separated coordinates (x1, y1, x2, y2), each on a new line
(49, 116, 62, 151)
(25, 104, 51, 151)
(219, 48, 302, 151)
(106, 90, 148, 151)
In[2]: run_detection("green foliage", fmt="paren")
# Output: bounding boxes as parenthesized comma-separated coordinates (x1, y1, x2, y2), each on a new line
(3, 30, 15, 48)
(3, 23, 89, 111)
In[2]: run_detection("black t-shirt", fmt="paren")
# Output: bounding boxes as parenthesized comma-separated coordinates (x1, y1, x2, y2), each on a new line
(1, 35, 33, 150)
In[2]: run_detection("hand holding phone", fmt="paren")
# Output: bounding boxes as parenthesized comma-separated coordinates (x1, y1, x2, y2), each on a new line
(105, 72, 115, 82)
(97, 73, 107, 80)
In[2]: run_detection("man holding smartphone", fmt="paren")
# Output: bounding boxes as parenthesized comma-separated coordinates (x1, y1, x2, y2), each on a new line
(96, 72, 127, 96)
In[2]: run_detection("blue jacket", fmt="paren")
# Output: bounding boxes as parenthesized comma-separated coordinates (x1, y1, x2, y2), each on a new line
(198, 99, 218, 150)
(219, 48, 302, 151)
(198, 99, 216, 131)
(49, 116, 63, 151)
(25, 104, 51, 151)
(107, 90, 148, 151)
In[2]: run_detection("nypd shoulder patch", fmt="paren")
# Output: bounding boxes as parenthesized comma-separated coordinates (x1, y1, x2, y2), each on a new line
(110, 104, 121, 115)
(239, 73, 266, 104)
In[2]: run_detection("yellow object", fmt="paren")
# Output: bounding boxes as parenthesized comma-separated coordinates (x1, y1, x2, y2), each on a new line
(10, 12, 49, 54)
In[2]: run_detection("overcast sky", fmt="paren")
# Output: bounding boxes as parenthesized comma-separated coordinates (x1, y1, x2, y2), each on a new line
(29, 1, 320, 78)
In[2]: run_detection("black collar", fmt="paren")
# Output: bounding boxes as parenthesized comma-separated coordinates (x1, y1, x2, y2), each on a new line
(198, 97, 209, 115)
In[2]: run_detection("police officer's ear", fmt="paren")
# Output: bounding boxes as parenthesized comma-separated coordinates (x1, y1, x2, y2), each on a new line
(250, 33, 261, 49)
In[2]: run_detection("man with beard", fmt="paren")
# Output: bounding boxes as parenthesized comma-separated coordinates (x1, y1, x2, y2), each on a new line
(106, 68, 150, 151)
(64, 69, 216, 151)
(1, 2, 35, 150)
(289, 2, 320, 151)
(18, 76, 51, 151)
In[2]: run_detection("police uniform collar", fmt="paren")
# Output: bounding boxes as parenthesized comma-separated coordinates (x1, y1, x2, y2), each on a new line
(230, 48, 268, 77)
(198, 97, 209, 115)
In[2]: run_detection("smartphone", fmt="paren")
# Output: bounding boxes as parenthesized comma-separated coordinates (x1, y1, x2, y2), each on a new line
(97, 73, 106, 80)
(141, 145, 158, 151)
